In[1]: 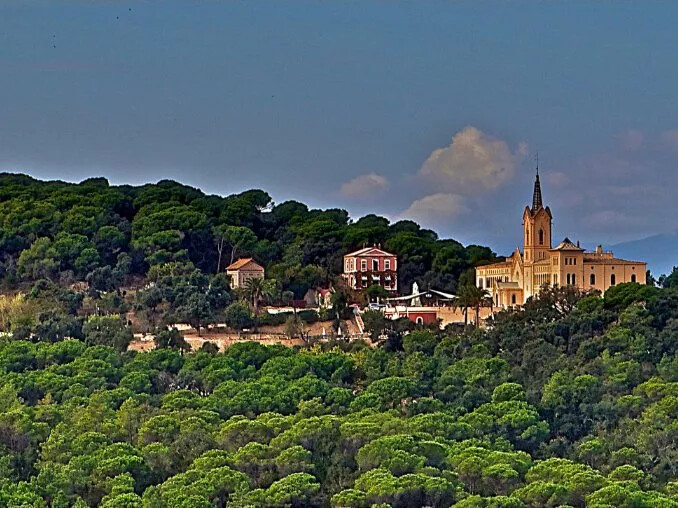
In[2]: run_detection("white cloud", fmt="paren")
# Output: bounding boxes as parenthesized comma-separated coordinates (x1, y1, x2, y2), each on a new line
(340, 173, 389, 198)
(419, 126, 527, 194)
(400, 193, 469, 227)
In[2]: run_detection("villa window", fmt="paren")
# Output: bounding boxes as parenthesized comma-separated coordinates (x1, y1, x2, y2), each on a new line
(372, 259, 379, 271)
(631, 274, 637, 283)
(590, 274, 596, 285)
(610, 274, 616, 286)
(361, 259, 367, 271)
(384, 259, 390, 270)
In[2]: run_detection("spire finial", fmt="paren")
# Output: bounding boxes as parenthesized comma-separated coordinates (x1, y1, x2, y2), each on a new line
(531, 152, 543, 211)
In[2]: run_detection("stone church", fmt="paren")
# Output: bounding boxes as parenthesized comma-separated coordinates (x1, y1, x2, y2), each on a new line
(475, 172, 646, 307)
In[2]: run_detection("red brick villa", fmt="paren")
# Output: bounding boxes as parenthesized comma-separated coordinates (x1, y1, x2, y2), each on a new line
(342, 246, 398, 292)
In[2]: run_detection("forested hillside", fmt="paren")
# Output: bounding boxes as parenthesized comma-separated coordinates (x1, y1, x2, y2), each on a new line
(0, 173, 496, 296)
(1, 283, 677, 507)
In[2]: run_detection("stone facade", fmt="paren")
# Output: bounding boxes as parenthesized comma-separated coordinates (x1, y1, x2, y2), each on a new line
(475, 173, 646, 308)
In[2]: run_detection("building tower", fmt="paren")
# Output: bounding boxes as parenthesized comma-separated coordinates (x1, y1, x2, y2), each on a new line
(522, 168, 552, 298)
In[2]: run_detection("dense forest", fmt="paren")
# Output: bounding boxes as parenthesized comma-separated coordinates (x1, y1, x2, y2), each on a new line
(0, 172, 496, 296)
(0, 283, 677, 506)
(1, 173, 678, 507)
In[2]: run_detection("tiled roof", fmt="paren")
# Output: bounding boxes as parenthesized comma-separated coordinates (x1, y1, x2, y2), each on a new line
(583, 257, 646, 265)
(551, 237, 584, 251)
(344, 247, 396, 257)
(226, 258, 263, 271)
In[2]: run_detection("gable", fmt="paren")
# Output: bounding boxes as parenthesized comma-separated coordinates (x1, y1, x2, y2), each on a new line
(345, 247, 396, 258)
(227, 259, 264, 272)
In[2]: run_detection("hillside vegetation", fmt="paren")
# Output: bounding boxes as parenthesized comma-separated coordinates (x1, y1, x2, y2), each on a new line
(0, 173, 495, 296)
(0, 283, 677, 507)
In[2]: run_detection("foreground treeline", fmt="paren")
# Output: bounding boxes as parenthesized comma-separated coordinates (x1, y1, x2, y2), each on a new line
(0, 173, 496, 297)
(1, 282, 677, 507)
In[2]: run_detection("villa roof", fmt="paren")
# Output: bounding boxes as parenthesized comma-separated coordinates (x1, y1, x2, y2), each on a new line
(226, 258, 264, 271)
(551, 237, 584, 251)
(583, 257, 646, 265)
(344, 246, 396, 258)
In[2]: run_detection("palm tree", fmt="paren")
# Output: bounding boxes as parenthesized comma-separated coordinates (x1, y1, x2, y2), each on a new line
(457, 284, 490, 328)
(242, 277, 277, 316)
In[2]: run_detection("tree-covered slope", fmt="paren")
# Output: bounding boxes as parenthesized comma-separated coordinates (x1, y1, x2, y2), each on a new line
(1, 283, 677, 507)
(0, 172, 497, 297)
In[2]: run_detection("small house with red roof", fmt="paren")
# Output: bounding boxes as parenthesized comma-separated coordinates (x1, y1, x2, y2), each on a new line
(226, 258, 264, 289)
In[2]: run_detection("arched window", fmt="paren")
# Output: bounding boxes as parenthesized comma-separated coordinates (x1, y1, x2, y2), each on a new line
(631, 274, 637, 283)
(539, 229, 544, 245)
(566, 274, 571, 285)
(511, 294, 516, 305)
(415, 317, 424, 325)
(610, 274, 616, 286)
(572, 274, 576, 285)
(590, 273, 596, 285)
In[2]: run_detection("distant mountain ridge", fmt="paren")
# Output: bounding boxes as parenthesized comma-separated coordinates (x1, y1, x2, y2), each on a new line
(611, 230, 678, 277)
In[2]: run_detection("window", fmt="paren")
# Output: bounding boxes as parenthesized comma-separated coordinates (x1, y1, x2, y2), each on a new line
(372, 259, 379, 271)
(539, 229, 544, 245)
(361, 259, 367, 271)
(384, 259, 390, 270)
(572, 274, 576, 285)
(610, 274, 616, 286)
(511, 294, 516, 305)
(351, 259, 355, 270)
(566, 274, 571, 285)
(590, 274, 596, 285)
(631, 274, 637, 283)
(526, 230, 529, 245)
(478, 278, 484, 288)
(415, 317, 424, 325)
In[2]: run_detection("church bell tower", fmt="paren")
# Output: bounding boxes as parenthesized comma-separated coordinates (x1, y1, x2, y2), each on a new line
(522, 167, 553, 296)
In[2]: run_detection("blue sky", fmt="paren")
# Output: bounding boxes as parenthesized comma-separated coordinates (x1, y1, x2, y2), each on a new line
(2, 1, 678, 259)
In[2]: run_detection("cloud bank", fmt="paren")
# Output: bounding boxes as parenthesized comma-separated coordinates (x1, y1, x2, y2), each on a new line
(419, 126, 527, 194)
(340, 173, 389, 199)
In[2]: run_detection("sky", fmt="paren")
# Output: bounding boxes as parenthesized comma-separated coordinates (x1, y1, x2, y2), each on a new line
(2, 1, 678, 259)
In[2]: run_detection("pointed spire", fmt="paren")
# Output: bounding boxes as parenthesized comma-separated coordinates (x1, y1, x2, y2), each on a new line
(532, 172, 543, 211)
(532, 152, 543, 211)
